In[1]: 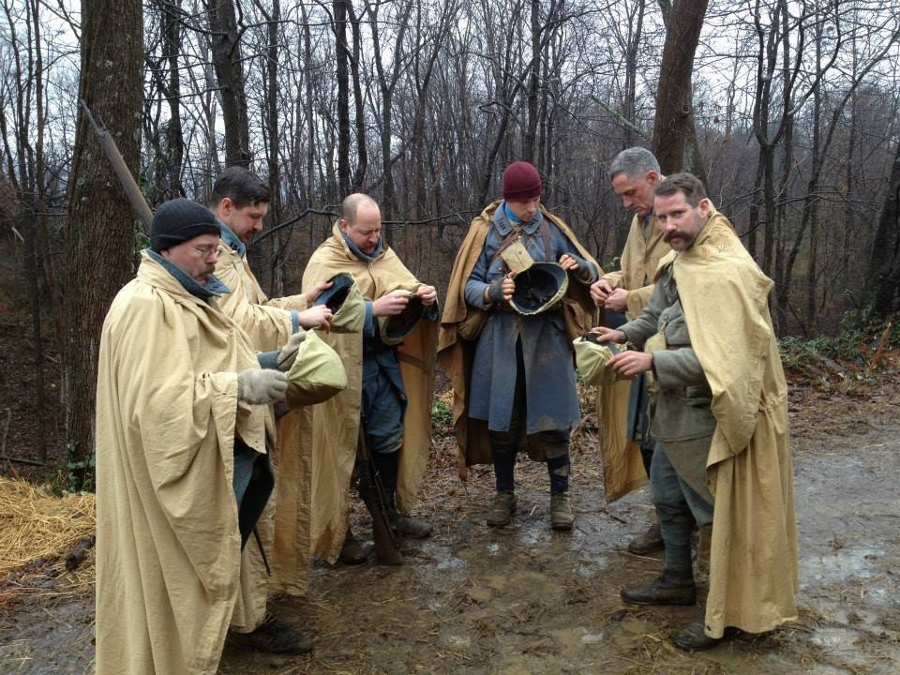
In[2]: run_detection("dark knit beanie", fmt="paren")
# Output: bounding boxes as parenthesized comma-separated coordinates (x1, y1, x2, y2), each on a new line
(150, 198, 220, 252)
(502, 161, 543, 201)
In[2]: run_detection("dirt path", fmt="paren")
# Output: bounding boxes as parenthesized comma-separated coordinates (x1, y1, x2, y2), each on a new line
(2, 379, 898, 674)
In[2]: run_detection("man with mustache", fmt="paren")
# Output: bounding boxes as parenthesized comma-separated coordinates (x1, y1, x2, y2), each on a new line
(591, 173, 797, 650)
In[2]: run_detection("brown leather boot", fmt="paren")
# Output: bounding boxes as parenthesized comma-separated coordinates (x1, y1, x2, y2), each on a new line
(388, 507, 433, 539)
(338, 526, 373, 565)
(550, 492, 574, 531)
(486, 491, 517, 527)
(621, 572, 696, 606)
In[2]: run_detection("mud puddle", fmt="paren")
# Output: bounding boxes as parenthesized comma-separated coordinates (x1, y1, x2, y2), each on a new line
(2, 390, 899, 674)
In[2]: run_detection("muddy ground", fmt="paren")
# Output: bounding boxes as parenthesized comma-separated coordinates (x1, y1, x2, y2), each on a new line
(1, 367, 899, 674)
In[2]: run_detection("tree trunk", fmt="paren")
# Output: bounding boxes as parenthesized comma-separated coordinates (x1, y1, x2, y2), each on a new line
(207, 0, 251, 167)
(866, 137, 900, 318)
(524, 0, 540, 162)
(65, 0, 143, 490)
(257, 0, 284, 295)
(162, 0, 185, 196)
(333, 0, 351, 195)
(652, 0, 709, 175)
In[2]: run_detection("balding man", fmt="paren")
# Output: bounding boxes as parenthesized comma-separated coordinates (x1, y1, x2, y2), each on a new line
(298, 194, 439, 566)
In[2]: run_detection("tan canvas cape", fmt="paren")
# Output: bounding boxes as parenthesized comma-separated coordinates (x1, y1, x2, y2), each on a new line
(213, 243, 313, 597)
(595, 212, 671, 502)
(437, 200, 600, 477)
(95, 253, 273, 674)
(673, 210, 798, 637)
(602, 211, 671, 317)
(299, 223, 438, 561)
(215, 243, 307, 350)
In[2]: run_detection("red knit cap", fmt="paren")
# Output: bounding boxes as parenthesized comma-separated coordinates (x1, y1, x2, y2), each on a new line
(502, 161, 543, 201)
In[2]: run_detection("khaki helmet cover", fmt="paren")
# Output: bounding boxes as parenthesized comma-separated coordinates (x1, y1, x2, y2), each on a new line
(313, 272, 365, 334)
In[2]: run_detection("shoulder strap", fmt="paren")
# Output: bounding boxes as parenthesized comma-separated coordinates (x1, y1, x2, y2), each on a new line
(540, 218, 552, 261)
(490, 227, 522, 264)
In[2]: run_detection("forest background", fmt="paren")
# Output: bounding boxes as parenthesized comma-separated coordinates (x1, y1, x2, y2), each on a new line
(0, 0, 899, 488)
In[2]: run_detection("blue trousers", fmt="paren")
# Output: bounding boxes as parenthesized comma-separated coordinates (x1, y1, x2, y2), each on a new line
(650, 442, 713, 577)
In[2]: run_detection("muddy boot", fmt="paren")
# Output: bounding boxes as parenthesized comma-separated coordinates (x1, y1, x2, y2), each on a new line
(620, 571, 696, 606)
(550, 492, 574, 531)
(338, 526, 373, 565)
(388, 504, 433, 539)
(627, 523, 665, 555)
(228, 616, 313, 655)
(486, 491, 517, 527)
(672, 617, 740, 651)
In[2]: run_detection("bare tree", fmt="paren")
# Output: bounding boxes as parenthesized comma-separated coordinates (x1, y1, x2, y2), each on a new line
(651, 0, 709, 178)
(866, 136, 900, 318)
(207, 0, 251, 167)
(144, 0, 186, 201)
(65, 0, 143, 489)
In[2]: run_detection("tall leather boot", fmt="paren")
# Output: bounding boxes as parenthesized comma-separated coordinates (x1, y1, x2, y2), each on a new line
(356, 459, 403, 566)
(372, 451, 433, 539)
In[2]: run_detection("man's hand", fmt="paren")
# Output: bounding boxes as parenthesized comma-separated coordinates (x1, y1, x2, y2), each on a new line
(590, 279, 614, 306)
(589, 326, 626, 343)
(607, 350, 654, 379)
(276, 330, 306, 371)
(604, 288, 629, 313)
(558, 253, 580, 273)
(372, 290, 412, 317)
(237, 369, 288, 404)
(297, 305, 333, 330)
(416, 284, 438, 306)
(303, 280, 333, 306)
(486, 275, 515, 304)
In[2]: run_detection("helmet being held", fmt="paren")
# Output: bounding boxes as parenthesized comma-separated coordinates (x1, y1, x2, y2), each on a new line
(509, 262, 568, 315)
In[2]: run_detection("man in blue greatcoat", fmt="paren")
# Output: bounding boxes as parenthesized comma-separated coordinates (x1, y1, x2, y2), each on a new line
(439, 161, 600, 530)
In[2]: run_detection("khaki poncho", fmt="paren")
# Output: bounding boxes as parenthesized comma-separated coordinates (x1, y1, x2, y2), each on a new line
(214, 240, 314, 597)
(673, 212, 798, 637)
(95, 253, 273, 674)
(299, 224, 438, 561)
(595, 210, 672, 502)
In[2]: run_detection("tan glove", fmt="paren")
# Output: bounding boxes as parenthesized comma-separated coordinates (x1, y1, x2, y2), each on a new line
(237, 369, 288, 404)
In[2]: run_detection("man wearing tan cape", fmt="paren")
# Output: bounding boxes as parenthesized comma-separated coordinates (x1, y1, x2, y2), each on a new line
(95, 199, 307, 675)
(300, 193, 439, 565)
(590, 147, 671, 554)
(208, 166, 342, 643)
(592, 174, 797, 650)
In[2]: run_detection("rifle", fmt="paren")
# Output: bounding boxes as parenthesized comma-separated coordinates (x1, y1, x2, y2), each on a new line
(356, 418, 403, 565)
(79, 99, 154, 229)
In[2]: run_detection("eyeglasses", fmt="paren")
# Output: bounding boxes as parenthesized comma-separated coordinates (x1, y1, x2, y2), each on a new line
(188, 244, 220, 260)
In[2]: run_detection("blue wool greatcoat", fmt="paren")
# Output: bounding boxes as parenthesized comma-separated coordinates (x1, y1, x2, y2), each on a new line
(464, 203, 598, 433)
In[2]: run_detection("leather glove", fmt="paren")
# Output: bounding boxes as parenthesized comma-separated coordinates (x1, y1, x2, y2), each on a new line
(237, 369, 288, 405)
(487, 278, 507, 304)
(276, 330, 307, 371)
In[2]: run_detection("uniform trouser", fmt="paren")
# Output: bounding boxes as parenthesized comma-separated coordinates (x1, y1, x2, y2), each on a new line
(650, 442, 713, 578)
(489, 338, 570, 494)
